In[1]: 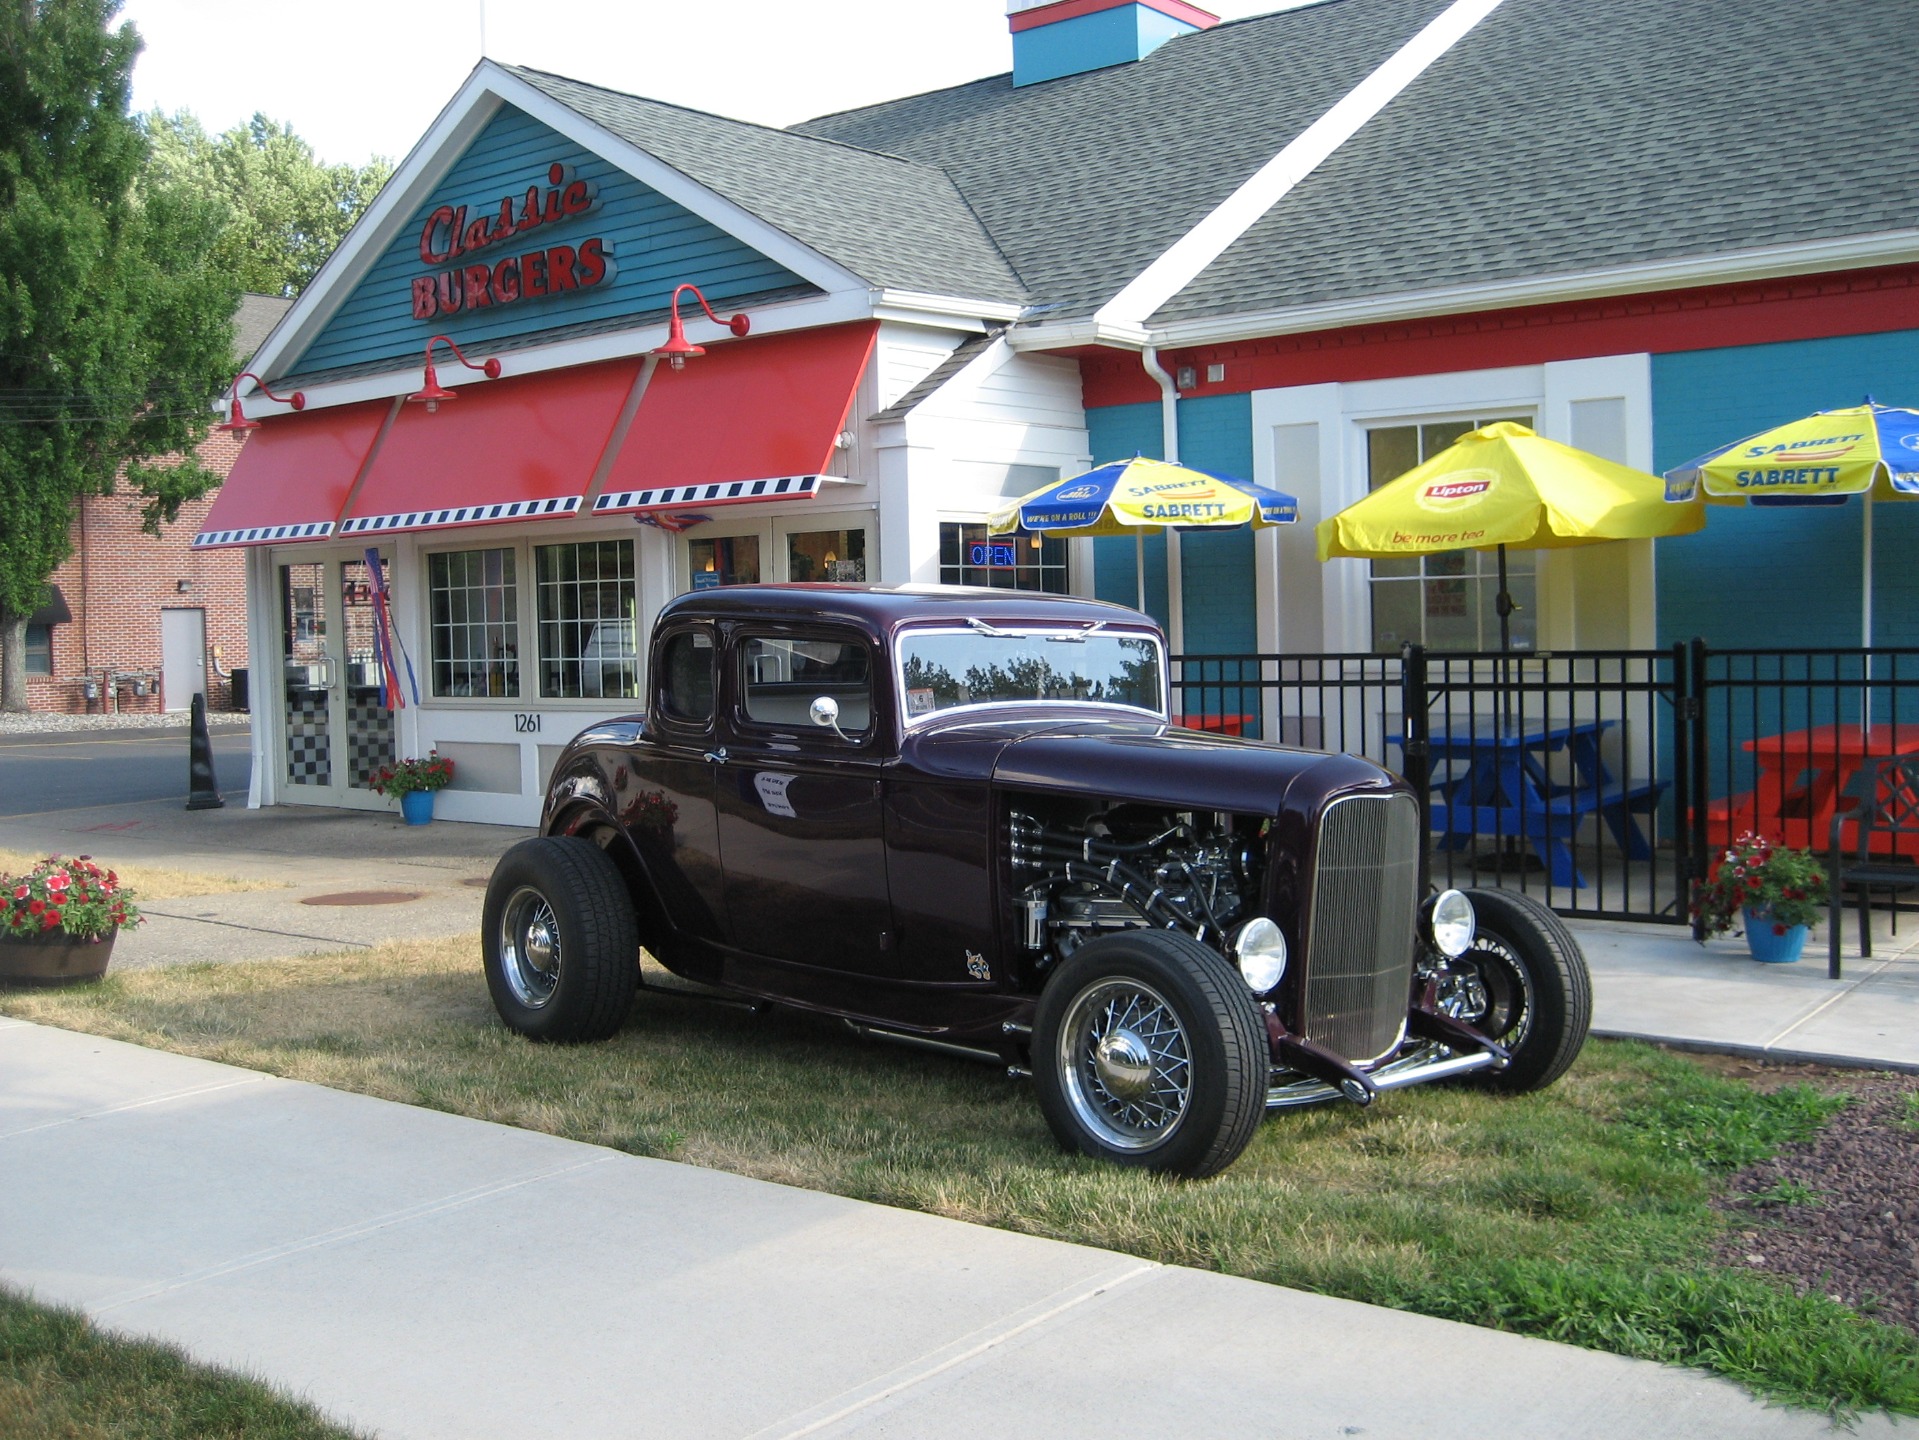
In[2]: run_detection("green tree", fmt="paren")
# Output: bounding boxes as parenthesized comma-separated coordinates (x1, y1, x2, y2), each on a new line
(144, 110, 392, 299)
(0, 0, 239, 711)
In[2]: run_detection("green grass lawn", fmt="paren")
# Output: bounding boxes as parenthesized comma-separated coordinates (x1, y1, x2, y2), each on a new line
(6, 937, 1918, 1417)
(0, 1285, 364, 1440)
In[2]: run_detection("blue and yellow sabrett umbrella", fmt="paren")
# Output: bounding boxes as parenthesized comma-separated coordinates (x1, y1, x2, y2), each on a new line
(1664, 401, 1919, 647)
(990, 457, 1297, 612)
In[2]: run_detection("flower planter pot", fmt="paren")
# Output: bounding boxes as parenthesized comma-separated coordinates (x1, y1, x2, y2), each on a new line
(1743, 906, 1809, 964)
(0, 931, 116, 987)
(401, 790, 436, 826)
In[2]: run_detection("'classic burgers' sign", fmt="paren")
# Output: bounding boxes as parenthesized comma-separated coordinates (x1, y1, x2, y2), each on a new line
(410, 162, 611, 320)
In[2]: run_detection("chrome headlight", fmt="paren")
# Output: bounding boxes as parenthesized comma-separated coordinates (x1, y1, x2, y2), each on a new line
(1423, 889, 1476, 958)
(1231, 916, 1288, 994)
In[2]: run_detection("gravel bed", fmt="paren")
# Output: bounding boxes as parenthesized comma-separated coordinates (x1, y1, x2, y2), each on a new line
(1713, 1062, 1919, 1333)
(0, 711, 251, 736)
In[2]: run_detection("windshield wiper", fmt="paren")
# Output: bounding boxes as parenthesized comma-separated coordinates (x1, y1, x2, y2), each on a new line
(1044, 621, 1106, 644)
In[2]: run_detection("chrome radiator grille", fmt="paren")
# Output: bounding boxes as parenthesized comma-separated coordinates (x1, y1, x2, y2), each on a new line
(1302, 793, 1421, 1063)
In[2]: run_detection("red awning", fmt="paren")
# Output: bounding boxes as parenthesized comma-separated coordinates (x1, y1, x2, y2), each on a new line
(192, 402, 390, 549)
(592, 321, 877, 514)
(337, 358, 641, 538)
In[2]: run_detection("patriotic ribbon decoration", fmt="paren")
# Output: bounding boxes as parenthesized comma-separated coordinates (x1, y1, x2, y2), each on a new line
(363, 548, 420, 709)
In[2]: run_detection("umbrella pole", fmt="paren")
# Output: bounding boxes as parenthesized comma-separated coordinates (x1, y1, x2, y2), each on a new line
(1495, 543, 1515, 730)
(1136, 531, 1145, 613)
(1862, 496, 1875, 736)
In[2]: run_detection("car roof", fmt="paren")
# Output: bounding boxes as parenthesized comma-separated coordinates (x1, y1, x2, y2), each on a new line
(658, 584, 1159, 637)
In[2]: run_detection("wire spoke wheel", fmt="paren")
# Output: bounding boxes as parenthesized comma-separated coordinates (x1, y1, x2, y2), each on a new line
(1059, 978, 1194, 1150)
(499, 885, 563, 1009)
(1032, 929, 1266, 1177)
(1452, 888, 1593, 1092)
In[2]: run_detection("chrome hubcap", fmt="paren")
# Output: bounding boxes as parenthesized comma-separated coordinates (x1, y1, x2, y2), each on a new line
(499, 886, 562, 1008)
(1094, 1029, 1155, 1100)
(1058, 979, 1192, 1151)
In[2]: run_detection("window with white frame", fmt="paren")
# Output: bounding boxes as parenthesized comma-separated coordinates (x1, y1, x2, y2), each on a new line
(536, 539, 639, 700)
(427, 547, 519, 698)
(1367, 416, 1535, 653)
(939, 522, 1067, 592)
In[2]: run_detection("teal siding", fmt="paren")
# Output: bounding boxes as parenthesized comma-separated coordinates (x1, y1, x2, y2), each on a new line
(1173, 393, 1256, 656)
(1013, 4, 1198, 86)
(1087, 402, 1165, 621)
(1653, 329, 1919, 650)
(290, 104, 807, 378)
(1085, 394, 1256, 656)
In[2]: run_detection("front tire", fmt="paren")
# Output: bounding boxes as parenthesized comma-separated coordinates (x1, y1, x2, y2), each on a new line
(483, 836, 638, 1042)
(1445, 888, 1591, 1091)
(1032, 930, 1267, 1179)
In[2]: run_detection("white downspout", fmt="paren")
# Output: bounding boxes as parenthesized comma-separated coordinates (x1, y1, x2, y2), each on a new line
(1141, 347, 1184, 657)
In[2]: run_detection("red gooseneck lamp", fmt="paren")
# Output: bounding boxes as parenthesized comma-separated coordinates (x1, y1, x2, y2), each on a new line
(218, 372, 306, 433)
(652, 284, 750, 370)
(408, 335, 503, 413)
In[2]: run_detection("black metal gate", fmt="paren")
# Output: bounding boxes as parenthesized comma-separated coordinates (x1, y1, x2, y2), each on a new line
(1173, 642, 1919, 928)
(1170, 646, 1690, 923)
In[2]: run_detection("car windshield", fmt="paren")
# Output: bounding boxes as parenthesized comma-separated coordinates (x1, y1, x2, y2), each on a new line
(896, 624, 1164, 723)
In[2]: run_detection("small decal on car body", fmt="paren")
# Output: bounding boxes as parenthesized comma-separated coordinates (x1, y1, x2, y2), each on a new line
(965, 950, 991, 980)
(754, 771, 798, 818)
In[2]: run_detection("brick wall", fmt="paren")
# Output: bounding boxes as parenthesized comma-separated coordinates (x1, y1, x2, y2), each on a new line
(24, 427, 252, 715)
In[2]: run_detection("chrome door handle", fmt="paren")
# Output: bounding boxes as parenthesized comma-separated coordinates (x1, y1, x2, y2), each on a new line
(703, 747, 728, 765)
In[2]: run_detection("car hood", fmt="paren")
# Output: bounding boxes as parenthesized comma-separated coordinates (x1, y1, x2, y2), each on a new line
(901, 711, 1403, 817)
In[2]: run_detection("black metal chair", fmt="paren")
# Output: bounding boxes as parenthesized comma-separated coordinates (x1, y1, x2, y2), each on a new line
(1826, 753, 1919, 979)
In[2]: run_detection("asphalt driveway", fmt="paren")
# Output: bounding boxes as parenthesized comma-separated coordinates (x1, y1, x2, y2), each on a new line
(0, 727, 252, 817)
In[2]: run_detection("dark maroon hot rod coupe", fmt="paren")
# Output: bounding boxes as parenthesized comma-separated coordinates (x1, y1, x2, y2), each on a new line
(484, 585, 1590, 1177)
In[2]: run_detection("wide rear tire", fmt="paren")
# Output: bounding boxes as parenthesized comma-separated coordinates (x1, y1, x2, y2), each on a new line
(483, 836, 639, 1043)
(1033, 929, 1267, 1179)
(1451, 888, 1591, 1091)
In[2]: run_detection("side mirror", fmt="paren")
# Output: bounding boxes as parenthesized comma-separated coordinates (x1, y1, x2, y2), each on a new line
(809, 695, 848, 740)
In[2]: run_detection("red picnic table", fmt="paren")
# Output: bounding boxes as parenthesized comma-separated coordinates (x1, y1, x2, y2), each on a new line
(1708, 723, 1919, 858)
(1172, 713, 1254, 736)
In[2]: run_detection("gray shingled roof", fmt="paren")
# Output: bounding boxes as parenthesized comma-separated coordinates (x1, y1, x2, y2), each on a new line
(234, 293, 293, 365)
(1157, 0, 1919, 324)
(793, 0, 1447, 319)
(505, 66, 1025, 304)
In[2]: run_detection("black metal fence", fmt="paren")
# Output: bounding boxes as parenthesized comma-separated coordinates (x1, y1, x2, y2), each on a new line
(1170, 642, 1919, 928)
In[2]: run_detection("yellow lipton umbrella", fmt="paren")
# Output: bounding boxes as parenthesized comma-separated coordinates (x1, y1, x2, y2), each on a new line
(1318, 421, 1703, 650)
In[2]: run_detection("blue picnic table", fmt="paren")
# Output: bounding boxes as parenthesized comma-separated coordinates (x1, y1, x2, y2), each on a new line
(1389, 716, 1666, 888)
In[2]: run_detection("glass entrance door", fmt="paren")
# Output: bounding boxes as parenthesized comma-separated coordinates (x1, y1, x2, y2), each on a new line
(277, 554, 396, 807)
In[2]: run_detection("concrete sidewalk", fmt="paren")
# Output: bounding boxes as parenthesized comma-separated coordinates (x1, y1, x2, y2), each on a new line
(0, 1018, 1894, 1440)
(1574, 915, 1919, 1073)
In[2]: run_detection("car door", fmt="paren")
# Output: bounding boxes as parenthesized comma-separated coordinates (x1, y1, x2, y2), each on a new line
(713, 625, 895, 976)
(627, 622, 729, 971)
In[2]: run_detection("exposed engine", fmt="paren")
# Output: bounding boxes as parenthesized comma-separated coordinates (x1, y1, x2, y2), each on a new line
(1008, 807, 1265, 969)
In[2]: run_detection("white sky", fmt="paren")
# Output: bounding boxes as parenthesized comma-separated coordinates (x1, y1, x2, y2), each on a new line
(121, 0, 1295, 166)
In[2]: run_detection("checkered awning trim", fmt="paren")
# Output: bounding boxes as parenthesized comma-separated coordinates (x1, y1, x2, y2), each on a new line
(192, 521, 335, 549)
(593, 475, 825, 513)
(338, 496, 583, 535)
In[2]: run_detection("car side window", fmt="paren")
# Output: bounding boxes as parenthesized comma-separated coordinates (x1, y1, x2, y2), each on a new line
(658, 629, 715, 727)
(740, 634, 873, 737)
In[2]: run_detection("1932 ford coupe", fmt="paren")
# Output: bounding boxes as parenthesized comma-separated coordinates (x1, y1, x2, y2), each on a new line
(484, 585, 1591, 1177)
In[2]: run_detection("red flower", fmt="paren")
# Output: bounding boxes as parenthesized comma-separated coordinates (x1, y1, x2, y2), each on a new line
(42, 913, 60, 931)
(26, 899, 43, 915)
(1772, 923, 1787, 936)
